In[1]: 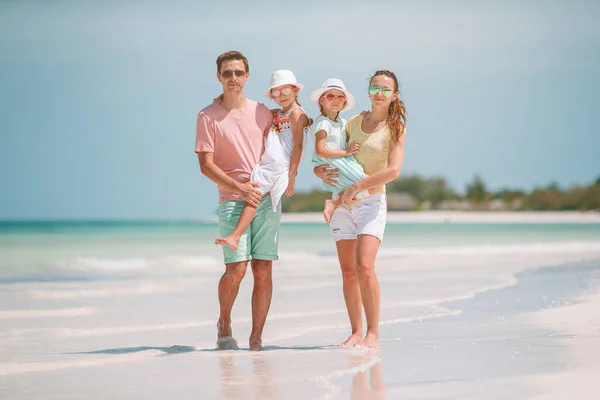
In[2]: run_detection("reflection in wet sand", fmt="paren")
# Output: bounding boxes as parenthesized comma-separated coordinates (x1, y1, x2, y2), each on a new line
(253, 355, 278, 400)
(218, 353, 278, 400)
(350, 348, 386, 400)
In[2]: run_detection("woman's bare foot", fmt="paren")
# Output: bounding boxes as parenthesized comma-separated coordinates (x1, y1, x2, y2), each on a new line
(358, 331, 380, 348)
(215, 234, 241, 251)
(323, 199, 340, 224)
(339, 332, 363, 347)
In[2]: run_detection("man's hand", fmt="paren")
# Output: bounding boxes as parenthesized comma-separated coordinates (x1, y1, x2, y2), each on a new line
(237, 182, 262, 207)
(314, 164, 340, 187)
(345, 143, 360, 156)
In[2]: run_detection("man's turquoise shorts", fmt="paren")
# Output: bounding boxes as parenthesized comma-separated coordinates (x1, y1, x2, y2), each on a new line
(218, 195, 281, 264)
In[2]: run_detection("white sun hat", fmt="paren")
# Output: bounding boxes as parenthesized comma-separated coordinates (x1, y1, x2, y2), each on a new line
(310, 78, 355, 112)
(264, 70, 304, 98)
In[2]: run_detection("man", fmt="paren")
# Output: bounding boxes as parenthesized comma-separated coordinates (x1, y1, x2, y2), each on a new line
(195, 51, 278, 351)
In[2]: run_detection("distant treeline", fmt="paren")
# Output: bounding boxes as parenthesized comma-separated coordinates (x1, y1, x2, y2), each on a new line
(281, 175, 600, 212)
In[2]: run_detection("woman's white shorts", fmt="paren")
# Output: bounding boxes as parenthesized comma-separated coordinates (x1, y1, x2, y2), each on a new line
(329, 194, 387, 242)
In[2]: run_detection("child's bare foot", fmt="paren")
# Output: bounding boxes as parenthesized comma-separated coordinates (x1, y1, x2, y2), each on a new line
(215, 234, 240, 251)
(323, 199, 339, 224)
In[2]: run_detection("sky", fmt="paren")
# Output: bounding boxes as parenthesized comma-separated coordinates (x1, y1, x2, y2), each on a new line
(1, 0, 599, 219)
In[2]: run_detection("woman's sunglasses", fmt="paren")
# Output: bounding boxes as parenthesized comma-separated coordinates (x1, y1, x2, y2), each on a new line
(220, 69, 246, 79)
(369, 85, 393, 97)
(271, 87, 294, 97)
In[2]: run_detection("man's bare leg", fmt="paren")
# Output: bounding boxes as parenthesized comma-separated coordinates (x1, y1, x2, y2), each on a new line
(216, 261, 248, 349)
(216, 202, 257, 251)
(356, 234, 382, 348)
(336, 239, 363, 347)
(249, 259, 273, 351)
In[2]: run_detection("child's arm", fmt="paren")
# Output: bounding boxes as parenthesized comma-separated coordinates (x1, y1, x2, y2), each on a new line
(285, 109, 309, 196)
(315, 130, 360, 158)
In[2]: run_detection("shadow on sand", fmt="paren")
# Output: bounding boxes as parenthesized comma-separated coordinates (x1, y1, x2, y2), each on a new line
(68, 345, 197, 355)
(68, 344, 337, 355)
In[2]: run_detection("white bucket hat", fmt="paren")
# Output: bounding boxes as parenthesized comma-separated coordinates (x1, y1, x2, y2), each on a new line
(264, 70, 304, 98)
(310, 78, 355, 112)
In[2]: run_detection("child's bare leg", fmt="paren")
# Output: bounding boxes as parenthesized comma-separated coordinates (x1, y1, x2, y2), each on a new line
(324, 197, 343, 225)
(215, 202, 257, 251)
(324, 188, 372, 224)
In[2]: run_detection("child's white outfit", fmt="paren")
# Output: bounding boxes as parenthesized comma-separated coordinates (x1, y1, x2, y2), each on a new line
(250, 106, 305, 211)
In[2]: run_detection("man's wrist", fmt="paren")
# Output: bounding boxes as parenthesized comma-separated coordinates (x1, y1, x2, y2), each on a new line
(232, 180, 243, 194)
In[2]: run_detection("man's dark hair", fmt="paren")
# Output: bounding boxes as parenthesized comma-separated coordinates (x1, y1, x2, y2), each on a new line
(216, 51, 249, 73)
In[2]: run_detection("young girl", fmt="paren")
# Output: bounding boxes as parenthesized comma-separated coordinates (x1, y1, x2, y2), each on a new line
(309, 78, 372, 224)
(215, 70, 310, 250)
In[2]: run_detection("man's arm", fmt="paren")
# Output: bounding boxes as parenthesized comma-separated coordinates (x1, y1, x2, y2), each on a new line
(197, 152, 262, 207)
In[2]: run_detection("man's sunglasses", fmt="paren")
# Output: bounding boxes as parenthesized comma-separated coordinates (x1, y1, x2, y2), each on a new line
(369, 85, 393, 97)
(221, 69, 246, 78)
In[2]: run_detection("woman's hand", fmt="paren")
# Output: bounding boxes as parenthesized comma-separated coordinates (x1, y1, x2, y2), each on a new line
(314, 164, 340, 186)
(340, 183, 360, 205)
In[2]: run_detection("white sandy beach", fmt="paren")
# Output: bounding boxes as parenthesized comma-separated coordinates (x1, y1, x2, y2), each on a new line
(1, 220, 600, 399)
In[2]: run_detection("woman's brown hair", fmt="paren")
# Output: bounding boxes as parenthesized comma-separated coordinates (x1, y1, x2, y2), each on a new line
(370, 70, 406, 144)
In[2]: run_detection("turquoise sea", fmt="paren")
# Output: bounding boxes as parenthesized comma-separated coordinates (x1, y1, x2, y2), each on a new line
(2, 220, 600, 281)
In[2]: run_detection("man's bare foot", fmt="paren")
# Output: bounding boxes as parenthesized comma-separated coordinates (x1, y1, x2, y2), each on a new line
(216, 336, 239, 350)
(249, 337, 263, 351)
(217, 318, 231, 336)
(323, 199, 339, 224)
(216, 319, 239, 350)
(215, 234, 240, 251)
(339, 332, 363, 347)
(358, 331, 380, 348)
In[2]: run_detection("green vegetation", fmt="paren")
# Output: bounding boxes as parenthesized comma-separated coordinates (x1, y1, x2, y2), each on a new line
(283, 175, 600, 212)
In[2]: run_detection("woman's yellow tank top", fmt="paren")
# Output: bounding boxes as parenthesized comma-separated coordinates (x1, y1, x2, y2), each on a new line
(345, 115, 391, 194)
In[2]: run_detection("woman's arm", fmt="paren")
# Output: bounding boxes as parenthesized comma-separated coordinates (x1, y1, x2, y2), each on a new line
(285, 109, 309, 196)
(340, 134, 406, 203)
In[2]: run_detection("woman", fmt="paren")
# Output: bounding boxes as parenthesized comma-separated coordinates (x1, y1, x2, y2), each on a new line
(314, 70, 407, 348)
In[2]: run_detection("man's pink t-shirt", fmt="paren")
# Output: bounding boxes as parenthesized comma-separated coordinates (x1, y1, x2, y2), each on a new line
(195, 99, 273, 203)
